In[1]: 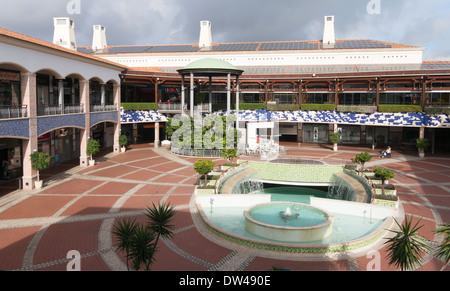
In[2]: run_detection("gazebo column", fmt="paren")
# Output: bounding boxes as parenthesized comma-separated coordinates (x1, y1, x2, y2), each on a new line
(181, 75, 186, 116)
(227, 73, 231, 113)
(235, 75, 240, 125)
(190, 72, 194, 117)
(209, 76, 213, 113)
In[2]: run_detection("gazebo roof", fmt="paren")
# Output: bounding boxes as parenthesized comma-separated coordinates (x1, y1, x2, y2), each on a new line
(177, 58, 243, 76)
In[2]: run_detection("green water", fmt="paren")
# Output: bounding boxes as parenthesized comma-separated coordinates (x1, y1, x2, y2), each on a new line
(254, 186, 328, 204)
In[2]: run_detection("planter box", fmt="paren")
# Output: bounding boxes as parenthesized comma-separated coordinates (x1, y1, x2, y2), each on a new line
(374, 198, 399, 209)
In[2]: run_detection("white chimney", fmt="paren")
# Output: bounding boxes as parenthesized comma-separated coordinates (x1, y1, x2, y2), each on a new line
(53, 17, 77, 51)
(92, 25, 108, 53)
(322, 16, 336, 49)
(199, 20, 212, 50)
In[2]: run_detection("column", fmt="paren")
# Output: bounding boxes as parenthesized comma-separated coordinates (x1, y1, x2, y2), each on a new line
(79, 80, 90, 167)
(100, 83, 106, 106)
(21, 73, 37, 189)
(113, 83, 121, 153)
(227, 73, 231, 113)
(58, 79, 64, 114)
(190, 73, 194, 117)
(209, 76, 212, 113)
(154, 122, 160, 148)
(235, 75, 240, 126)
(181, 76, 186, 116)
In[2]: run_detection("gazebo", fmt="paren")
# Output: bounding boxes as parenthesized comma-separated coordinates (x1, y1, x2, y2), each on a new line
(177, 58, 244, 117)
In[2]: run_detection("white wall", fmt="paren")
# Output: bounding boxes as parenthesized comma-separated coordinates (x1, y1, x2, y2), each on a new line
(0, 42, 121, 83)
(101, 48, 424, 70)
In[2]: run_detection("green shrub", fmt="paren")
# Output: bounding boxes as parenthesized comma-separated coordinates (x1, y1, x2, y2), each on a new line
(301, 104, 336, 111)
(416, 138, 429, 150)
(378, 105, 422, 113)
(267, 104, 300, 111)
(30, 152, 51, 182)
(119, 135, 128, 147)
(122, 103, 159, 111)
(329, 132, 341, 144)
(337, 105, 377, 114)
(424, 107, 450, 115)
(239, 103, 266, 110)
(193, 159, 216, 187)
(87, 139, 101, 160)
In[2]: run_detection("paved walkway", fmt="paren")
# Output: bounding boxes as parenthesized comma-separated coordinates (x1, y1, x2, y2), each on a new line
(0, 143, 448, 271)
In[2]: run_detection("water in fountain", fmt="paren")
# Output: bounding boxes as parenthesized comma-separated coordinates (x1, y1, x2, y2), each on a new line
(327, 174, 356, 202)
(232, 174, 264, 194)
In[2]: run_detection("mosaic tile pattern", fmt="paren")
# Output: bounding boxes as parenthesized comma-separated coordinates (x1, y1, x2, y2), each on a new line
(0, 119, 29, 138)
(37, 114, 85, 136)
(90, 111, 120, 127)
(218, 110, 450, 128)
(120, 108, 168, 124)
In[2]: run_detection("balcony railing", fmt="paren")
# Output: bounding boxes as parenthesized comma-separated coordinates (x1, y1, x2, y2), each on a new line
(158, 103, 209, 112)
(90, 104, 118, 112)
(0, 105, 28, 119)
(37, 104, 84, 116)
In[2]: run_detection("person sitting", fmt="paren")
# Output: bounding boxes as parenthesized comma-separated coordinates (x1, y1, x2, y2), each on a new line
(386, 146, 392, 158)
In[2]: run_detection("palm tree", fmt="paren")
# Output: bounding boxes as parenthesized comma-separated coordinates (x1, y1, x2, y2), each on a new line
(112, 217, 138, 271)
(434, 223, 450, 271)
(145, 203, 176, 251)
(128, 224, 157, 271)
(384, 216, 430, 271)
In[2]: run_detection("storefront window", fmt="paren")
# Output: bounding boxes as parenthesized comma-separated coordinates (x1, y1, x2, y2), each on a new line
(379, 92, 421, 105)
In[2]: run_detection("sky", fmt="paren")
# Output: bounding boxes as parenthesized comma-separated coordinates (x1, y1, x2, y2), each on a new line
(0, 0, 449, 60)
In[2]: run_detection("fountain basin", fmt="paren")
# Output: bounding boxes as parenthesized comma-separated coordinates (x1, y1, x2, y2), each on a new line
(244, 202, 334, 243)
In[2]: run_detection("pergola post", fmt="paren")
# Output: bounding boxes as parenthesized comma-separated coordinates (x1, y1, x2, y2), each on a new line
(181, 75, 186, 116)
(190, 72, 194, 117)
(209, 76, 212, 113)
(227, 73, 231, 113)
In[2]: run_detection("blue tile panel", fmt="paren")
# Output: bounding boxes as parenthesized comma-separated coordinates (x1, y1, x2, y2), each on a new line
(90, 111, 120, 127)
(120, 109, 450, 128)
(0, 119, 29, 138)
(120, 108, 168, 124)
(37, 114, 85, 136)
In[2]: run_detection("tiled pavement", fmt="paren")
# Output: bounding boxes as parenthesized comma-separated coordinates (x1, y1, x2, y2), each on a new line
(0, 143, 449, 271)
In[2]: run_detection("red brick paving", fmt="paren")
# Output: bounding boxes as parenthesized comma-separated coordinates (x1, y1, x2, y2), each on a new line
(87, 182, 138, 195)
(40, 179, 104, 195)
(0, 144, 449, 271)
(0, 226, 40, 270)
(0, 196, 74, 219)
(33, 221, 103, 266)
(119, 195, 164, 211)
(60, 196, 121, 216)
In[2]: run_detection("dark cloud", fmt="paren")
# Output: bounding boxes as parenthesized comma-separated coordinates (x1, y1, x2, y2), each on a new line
(0, 0, 448, 60)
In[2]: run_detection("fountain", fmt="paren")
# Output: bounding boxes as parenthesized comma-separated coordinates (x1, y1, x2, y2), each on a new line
(327, 173, 357, 201)
(244, 202, 334, 243)
(279, 205, 300, 222)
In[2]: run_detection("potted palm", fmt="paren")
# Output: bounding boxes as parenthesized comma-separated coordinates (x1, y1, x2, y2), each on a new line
(416, 138, 429, 158)
(119, 135, 128, 152)
(86, 139, 100, 166)
(329, 132, 341, 152)
(30, 151, 51, 189)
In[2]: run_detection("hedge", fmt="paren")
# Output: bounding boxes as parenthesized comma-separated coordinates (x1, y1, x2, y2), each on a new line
(424, 107, 450, 115)
(301, 104, 336, 111)
(377, 105, 422, 113)
(122, 103, 159, 111)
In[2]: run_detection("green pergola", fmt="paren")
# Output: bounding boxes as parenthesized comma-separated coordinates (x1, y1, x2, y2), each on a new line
(177, 58, 244, 117)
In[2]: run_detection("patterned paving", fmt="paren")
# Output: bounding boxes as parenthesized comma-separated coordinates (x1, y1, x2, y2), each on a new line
(0, 144, 448, 271)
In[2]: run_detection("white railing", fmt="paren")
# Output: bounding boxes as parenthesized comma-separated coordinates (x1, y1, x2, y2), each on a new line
(0, 105, 28, 119)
